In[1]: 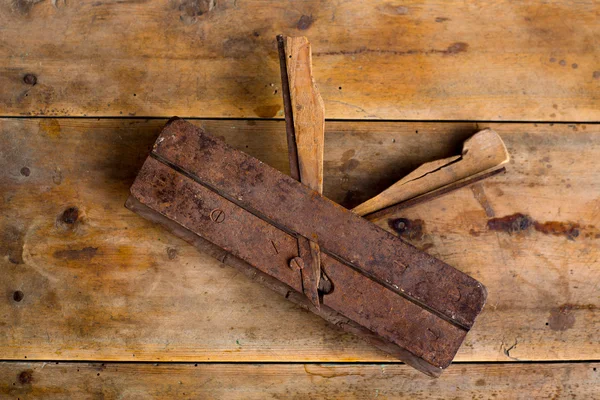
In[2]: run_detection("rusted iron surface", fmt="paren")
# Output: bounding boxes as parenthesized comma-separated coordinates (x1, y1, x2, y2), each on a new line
(126, 195, 453, 376)
(130, 157, 303, 293)
(151, 119, 486, 329)
(128, 159, 467, 373)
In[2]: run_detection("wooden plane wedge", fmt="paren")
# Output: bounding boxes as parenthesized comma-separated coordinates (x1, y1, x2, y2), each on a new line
(353, 128, 510, 219)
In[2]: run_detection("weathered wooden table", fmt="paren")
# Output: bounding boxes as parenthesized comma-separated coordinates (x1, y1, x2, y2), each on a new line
(1, 1, 599, 398)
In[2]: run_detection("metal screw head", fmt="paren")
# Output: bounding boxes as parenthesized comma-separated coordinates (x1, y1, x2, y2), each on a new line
(288, 257, 304, 271)
(210, 209, 225, 223)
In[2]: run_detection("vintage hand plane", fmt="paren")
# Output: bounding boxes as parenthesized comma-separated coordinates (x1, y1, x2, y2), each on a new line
(126, 36, 509, 377)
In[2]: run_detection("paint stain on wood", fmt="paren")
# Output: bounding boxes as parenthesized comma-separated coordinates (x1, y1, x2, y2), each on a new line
(487, 213, 582, 240)
(388, 218, 425, 241)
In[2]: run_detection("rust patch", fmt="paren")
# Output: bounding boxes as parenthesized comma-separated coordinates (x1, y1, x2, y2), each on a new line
(487, 213, 582, 240)
(534, 220, 580, 240)
(548, 304, 576, 331)
(297, 14, 314, 30)
(18, 370, 34, 384)
(471, 183, 495, 217)
(254, 105, 281, 118)
(487, 213, 533, 234)
(53, 247, 98, 261)
(388, 218, 425, 241)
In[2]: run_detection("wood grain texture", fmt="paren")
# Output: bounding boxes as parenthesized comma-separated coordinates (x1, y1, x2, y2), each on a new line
(285, 36, 325, 192)
(0, 1, 598, 120)
(1, 362, 599, 399)
(1, 118, 599, 362)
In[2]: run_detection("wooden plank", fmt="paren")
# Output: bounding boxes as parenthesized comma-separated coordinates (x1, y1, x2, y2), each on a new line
(1, 362, 599, 399)
(1, 118, 599, 362)
(0, 1, 598, 121)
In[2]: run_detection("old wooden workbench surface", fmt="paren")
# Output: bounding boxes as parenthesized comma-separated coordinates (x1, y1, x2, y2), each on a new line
(1, 1, 599, 398)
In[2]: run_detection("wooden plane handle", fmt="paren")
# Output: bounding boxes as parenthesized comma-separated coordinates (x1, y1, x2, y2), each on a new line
(352, 129, 510, 216)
